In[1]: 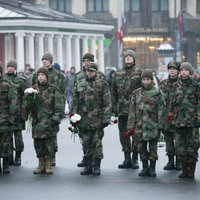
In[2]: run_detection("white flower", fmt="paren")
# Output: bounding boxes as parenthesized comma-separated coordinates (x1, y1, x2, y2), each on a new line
(110, 116, 118, 124)
(24, 88, 38, 94)
(70, 114, 81, 124)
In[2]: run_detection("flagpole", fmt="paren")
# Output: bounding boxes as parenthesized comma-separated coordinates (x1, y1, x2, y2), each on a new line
(117, 0, 123, 68)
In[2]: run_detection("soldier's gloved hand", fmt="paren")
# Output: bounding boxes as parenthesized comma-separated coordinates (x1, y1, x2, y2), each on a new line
(99, 123, 109, 130)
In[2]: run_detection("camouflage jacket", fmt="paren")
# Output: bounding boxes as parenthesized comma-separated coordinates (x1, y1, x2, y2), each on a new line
(22, 82, 63, 139)
(71, 76, 112, 130)
(111, 64, 142, 117)
(170, 77, 200, 128)
(159, 76, 178, 131)
(0, 78, 18, 132)
(4, 73, 27, 130)
(127, 85, 165, 141)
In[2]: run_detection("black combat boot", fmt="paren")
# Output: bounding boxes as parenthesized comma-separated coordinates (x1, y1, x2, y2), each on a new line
(118, 152, 131, 169)
(175, 156, 181, 171)
(52, 155, 56, 166)
(178, 161, 188, 178)
(77, 156, 87, 167)
(188, 162, 196, 179)
(93, 159, 101, 176)
(14, 151, 21, 166)
(3, 157, 10, 174)
(163, 155, 174, 170)
(0, 158, 2, 173)
(131, 151, 139, 169)
(81, 157, 93, 175)
(138, 160, 149, 177)
(149, 160, 156, 177)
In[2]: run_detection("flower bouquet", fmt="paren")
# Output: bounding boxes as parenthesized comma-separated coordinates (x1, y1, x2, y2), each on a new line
(123, 128, 135, 138)
(24, 87, 38, 134)
(68, 113, 81, 142)
(110, 116, 118, 124)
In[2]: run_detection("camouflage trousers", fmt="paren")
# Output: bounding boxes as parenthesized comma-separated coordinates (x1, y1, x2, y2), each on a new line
(0, 132, 12, 157)
(34, 138, 54, 158)
(118, 116, 137, 153)
(52, 125, 60, 154)
(138, 138, 158, 161)
(175, 127, 199, 163)
(81, 129, 104, 160)
(10, 130, 24, 152)
(162, 130, 176, 156)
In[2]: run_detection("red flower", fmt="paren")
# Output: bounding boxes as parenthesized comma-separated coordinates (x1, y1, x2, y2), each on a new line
(113, 119, 118, 124)
(167, 113, 173, 121)
(123, 128, 135, 138)
(68, 114, 74, 118)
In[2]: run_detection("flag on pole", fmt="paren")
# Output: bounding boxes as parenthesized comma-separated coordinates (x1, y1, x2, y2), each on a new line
(177, 10, 184, 37)
(115, 13, 126, 43)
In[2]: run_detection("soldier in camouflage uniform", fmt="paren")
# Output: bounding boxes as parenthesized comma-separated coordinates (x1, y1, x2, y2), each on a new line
(5, 59, 26, 166)
(127, 69, 165, 177)
(170, 62, 200, 179)
(74, 53, 106, 168)
(32, 52, 66, 166)
(0, 63, 18, 174)
(111, 50, 142, 169)
(22, 67, 63, 174)
(159, 61, 181, 170)
(71, 63, 111, 175)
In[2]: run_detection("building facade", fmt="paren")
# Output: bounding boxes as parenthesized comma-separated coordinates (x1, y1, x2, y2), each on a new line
(47, 0, 200, 70)
(0, 0, 113, 72)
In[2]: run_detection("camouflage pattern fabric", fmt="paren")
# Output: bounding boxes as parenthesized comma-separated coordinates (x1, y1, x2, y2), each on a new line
(0, 78, 18, 157)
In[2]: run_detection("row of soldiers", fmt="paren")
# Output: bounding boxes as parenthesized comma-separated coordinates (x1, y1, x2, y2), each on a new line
(70, 50, 200, 179)
(0, 53, 66, 174)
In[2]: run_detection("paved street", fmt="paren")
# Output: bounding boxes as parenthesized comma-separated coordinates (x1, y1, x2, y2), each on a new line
(0, 117, 200, 200)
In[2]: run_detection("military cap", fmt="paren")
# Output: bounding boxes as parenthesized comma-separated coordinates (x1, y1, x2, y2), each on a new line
(7, 59, 17, 69)
(141, 69, 153, 80)
(167, 61, 180, 71)
(42, 52, 53, 64)
(180, 62, 193, 75)
(37, 67, 49, 78)
(82, 53, 94, 62)
(124, 50, 136, 58)
(87, 63, 98, 72)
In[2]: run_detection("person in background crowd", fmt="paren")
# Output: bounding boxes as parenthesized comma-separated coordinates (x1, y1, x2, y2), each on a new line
(24, 64, 35, 88)
(65, 66, 76, 112)
(5, 59, 27, 166)
(71, 63, 111, 175)
(170, 62, 200, 179)
(0, 63, 18, 174)
(111, 50, 142, 170)
(22, 67, 63, 175)
(127, 69, 165, 177)
(159, 61, 181, 171)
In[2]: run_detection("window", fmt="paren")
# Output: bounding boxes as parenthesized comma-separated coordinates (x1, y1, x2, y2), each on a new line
(87, 0, 109, 12)
(152, 0, 159, 11)
(161, 0, 168, 11)
(124, 0, 140, 12)
(49, 0, 72, 13)
(197, 0, 200, 13)
(181, 0, 187, 10)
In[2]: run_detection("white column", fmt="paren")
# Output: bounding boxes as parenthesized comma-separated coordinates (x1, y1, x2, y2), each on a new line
(27, 33, 35, 68)
(37, 33, 44, 61)
(74, 36, 81, 71)
(82, 36, 88, 57)
(91, 36, 96, 59)
(47, 34, 54, 53)
(65, 35, 72, 68)
(98, 36, 105, 73)
(56, 34, 63, 68)
(15, 32, 25, 71)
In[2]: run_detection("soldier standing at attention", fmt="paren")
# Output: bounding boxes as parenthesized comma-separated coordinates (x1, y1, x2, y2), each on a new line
(127, 69, 165, 177)
(111, 50, 142, 169)
(22, 67, 63, 174)
(74, 53, 106, 168)
(170, 62, 200, 179)
(71, 63, 111, 175)
(0, 63, 18, 174)
(159, 61, 181, 171)
(32, 52, 66, 166)
(5, 59, 26, 166)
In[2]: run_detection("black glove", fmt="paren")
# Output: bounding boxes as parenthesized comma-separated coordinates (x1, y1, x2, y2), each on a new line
(99, 123, 109, 130)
